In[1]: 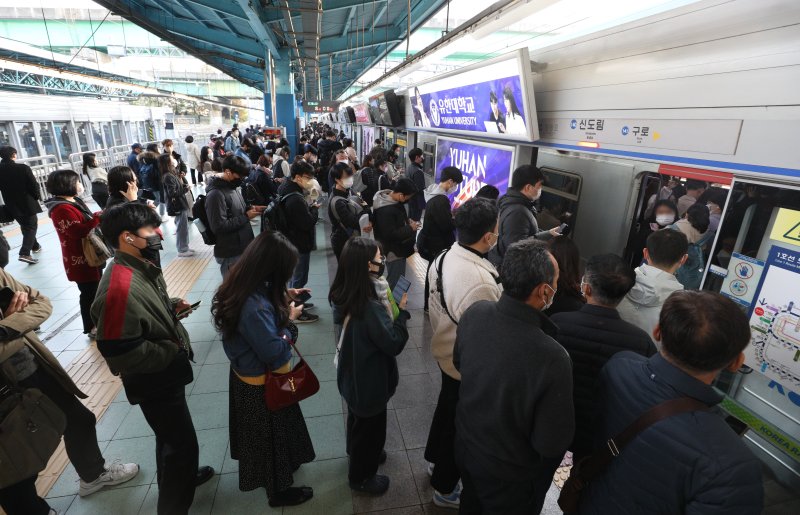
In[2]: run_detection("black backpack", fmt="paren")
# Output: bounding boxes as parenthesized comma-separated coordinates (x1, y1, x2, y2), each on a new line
(192, 194, 216, 245)
(261, 191, 303, 234)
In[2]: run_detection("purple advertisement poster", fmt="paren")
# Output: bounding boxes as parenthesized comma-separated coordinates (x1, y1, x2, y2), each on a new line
(412, 76, 527, 136)
(435, 137, 515, 208)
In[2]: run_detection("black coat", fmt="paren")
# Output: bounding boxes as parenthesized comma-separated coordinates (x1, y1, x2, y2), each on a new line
(0, 160, 42, 217)
(579, 352, 763, 514)
(543, 287, 585, 317)
(277, 180, 318, 254)
(335, 301, 410, 417)
(406, 163, 426, 221)
(417, 193, 455, 259)
(328, 188, 369, 254)
(550, 304, 656, 458)
(205, 177, 253, 258)
(454, 293, 575, 480)
(373, 195, 416, 259)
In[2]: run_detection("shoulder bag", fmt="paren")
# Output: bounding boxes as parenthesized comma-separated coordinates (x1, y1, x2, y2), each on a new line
(82, 226, 114, 267)
(333, 315, 351, 369)
(558, 397, 709, 513)
(264, 330, 320, 411)
(0, 377, 67, 488)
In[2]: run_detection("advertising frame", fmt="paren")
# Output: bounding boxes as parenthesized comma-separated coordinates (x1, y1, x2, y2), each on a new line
(405, 48, 538, 142)
(434, 134, 517, 208)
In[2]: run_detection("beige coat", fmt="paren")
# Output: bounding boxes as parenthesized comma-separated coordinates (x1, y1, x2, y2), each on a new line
(0, 269, 85, 398)
(428, 243, 502, 380)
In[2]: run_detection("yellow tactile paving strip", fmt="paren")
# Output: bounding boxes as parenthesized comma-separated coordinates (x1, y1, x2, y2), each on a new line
(33, 243, 213, 498)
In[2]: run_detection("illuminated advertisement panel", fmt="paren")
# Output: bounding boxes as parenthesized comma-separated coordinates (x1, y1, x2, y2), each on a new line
(407, 49, 538, 142)
(435, 136, 515, 208)
(353, 104, 372, 124)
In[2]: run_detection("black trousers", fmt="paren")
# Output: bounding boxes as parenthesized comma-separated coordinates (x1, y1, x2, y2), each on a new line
(15, 214, 39, 256)
(76, 281, 99, 334)
(0, 368, 106, 515)
(189, 168, 198, 185)
(424, 368, 461, 494)
(456, 444, 561, 515)
(138, 385, 199, 515)
(424, 259, 432, 311)
(346, 408, 386, 483)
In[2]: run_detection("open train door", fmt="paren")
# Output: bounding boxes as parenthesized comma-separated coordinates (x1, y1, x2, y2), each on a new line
(623, 164, 733, 268)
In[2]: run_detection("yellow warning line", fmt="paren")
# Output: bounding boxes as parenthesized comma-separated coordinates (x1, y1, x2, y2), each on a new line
(33, 244, 213, 498)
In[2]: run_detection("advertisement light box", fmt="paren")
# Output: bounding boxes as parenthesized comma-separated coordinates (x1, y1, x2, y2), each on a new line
(353, 103, 372, 124)
(407, 49, 539, 142)
(435, 136, 516, 208)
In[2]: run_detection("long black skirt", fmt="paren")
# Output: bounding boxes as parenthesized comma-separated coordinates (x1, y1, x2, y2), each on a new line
(228, 368, 316, 496)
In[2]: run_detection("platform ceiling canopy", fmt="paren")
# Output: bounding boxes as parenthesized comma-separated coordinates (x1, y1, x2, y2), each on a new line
(90, 0, 447, 100)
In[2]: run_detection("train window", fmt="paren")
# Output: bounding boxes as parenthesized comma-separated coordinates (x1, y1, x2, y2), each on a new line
(112, 121, 125, 146)
(37, 122, 56, 158)
(75, 122, 91, 152)
(15, 122, 40, 158)
(0, 123, 11, 147)
(537, 168, 581, 233)
(101, 122, 113, 149)
(90, 122, 104, 149)
(53, 122, 76, 162)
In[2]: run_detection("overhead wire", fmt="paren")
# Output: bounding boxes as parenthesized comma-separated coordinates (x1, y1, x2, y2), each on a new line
(39, 5, 57, 69)
(65, 10, 111, 67)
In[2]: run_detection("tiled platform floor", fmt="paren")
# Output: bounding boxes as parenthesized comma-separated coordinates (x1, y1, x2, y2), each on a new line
(4, 191, 795, 514)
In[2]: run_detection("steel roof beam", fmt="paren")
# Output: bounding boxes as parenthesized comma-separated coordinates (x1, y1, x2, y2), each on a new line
(319, 25, 402, 55)
(234, 0, 282, 58)
(341, 6, 356, 37)
(182, 0, 249, 20)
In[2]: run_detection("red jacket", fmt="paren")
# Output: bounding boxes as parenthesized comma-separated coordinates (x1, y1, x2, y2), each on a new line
(46, 198, 102, 283)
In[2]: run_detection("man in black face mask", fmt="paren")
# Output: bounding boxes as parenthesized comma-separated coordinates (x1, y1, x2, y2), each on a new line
(91, 203, 215, 515)
(205, 155, 264, 276)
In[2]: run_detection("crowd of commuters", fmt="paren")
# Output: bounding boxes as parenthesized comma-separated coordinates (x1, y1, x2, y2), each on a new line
(0, 124, 766, 515)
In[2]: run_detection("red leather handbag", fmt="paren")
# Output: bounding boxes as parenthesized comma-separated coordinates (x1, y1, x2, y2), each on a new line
(264, 335, 320, 411)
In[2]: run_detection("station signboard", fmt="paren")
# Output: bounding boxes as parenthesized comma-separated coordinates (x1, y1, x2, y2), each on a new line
(407, 49, 539, 142)
(434, 136, 515, 208)
(302, 100, 340, 113)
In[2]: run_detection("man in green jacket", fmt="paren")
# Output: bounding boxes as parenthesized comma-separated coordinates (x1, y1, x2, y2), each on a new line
(91, 203, 213, 515)
(0, 269, 139, 515)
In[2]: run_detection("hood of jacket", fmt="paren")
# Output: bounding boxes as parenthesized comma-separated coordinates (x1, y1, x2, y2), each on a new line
(498, 188, 535, 213)
(137, 151, 159, 164)
(626, 264, 684, 308)
(423, 183, 450, 202)
(44, 196, 92, 218)
(205, 175, 236, 194)
(673, 218, 704, 244)
(372, 189, 400, 210)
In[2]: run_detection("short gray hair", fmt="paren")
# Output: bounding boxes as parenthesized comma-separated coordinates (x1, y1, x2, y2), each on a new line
(501, 238, 556, 300)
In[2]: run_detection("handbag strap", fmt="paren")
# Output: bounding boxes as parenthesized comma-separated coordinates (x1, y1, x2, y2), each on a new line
(577, 397, 709, 481)
(335, 315, 351, 357)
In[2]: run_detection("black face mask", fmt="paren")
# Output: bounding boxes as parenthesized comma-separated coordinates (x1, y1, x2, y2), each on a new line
(230, 177, 243, 188)
(140, 247, 161, 264)
(132, 233, 163, 251)
(370, 258, 386, 277)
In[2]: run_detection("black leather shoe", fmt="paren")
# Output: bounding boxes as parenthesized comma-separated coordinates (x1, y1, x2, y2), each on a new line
(195, 466, 214, 486)
(268, 486, 313, 507)
(350, 474, 390, 495)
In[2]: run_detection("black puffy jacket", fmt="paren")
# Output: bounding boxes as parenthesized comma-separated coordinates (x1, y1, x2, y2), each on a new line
(550, 304, 655, 458)
(277, 180, 318, 254)
(578, 352, 763, 514)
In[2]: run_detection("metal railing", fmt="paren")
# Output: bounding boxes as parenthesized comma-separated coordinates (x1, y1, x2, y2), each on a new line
(15, 155, 63, 201)
(67, 141, 159, 176)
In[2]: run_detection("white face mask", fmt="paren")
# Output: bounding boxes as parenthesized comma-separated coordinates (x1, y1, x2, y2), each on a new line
(543, 283, 557, 310)
(656, 214, 674, 226)
(487, 232, 499, 252)
(76, 182, 84, 196)
(342, 177, 354, 188)
(530, 187, 542, 201)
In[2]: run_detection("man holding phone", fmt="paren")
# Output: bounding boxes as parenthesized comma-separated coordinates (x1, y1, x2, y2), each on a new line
(91, 203, 214, 515)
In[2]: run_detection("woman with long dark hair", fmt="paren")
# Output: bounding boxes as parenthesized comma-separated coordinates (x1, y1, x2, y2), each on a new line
(82, 152, 109, 208)
(44, 169, 104, 338)
(200, 145, 213, 182)
(502, 85, 527, 135)
(212, 231, 315, 507)
(544, 236, 585, 316)
(158, 154, 194, 257)
(329, 237, 410, 495)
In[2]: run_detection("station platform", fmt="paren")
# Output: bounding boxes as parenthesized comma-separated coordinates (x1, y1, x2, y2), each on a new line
(3, 193, 795, 514)
(1, 193, 563, 515)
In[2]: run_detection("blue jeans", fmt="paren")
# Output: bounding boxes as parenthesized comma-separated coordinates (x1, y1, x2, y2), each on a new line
(175, 211, 189, 253)
(153, 190, 166, 216)
(290, 252, 311, 292)
(216, 255, 240, 277)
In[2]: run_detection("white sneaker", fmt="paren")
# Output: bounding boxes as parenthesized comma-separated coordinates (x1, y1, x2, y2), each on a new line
(433, 482, 462, 509)
(427, 462, 434, 477)
(177, 250, 196, 257)
(79, 462, 139, 497)
(48, 509, 58, 515)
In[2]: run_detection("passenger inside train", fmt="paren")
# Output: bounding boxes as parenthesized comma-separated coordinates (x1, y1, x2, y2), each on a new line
(0, 0, 799, 514)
